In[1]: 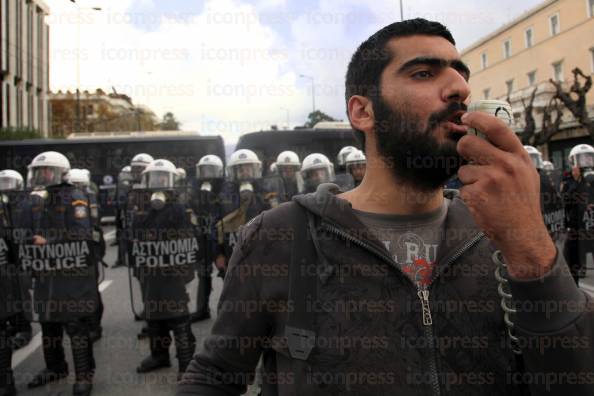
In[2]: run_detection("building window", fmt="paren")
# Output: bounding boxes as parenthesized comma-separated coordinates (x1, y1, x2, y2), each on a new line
(588, 0, 594, 18)
(506, 79, 514, 96)
(549, 13, 560, 36)
(481, 52, 488, 69)
(553, 61, 564, 82)
(2, 0, 9, 73)
(590, 48, 594, 72)
(525, 27, 533, 48)
(483, 88, 491, 99)
(503, 39, 512, 59)
(527, 70, 537, 86)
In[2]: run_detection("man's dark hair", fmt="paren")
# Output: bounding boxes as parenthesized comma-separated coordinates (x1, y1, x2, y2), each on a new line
(345, 18, 455, 149)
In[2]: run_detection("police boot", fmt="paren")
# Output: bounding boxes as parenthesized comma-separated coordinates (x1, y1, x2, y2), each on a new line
(28, 324, 68, 388)
(136, 323, 171, 373)
(66, 322, 94, 396)
(172, 321, 196, 376)
(10, 314, 32, 349)
(192, 275, 212, 323)
(0, 329, 16, 396)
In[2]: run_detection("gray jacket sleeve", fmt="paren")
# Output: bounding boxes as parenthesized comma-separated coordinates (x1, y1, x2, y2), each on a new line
(177, 213, 273, 396)
(508, 249, 594, 395)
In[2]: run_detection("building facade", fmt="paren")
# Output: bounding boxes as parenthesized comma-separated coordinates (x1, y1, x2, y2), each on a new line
(49, 89, 159, 137)
(1, 0, 50, 137)
(461, 0, 594, 169)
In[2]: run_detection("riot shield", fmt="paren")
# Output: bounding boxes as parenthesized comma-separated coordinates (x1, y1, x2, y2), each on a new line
(540, 172, 565, 240)
(576, 183, 594, 277)
(126, 188, 200, 320)
(0, 198, 20, 322)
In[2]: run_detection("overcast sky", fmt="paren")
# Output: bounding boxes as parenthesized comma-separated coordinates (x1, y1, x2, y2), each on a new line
(46, 0, 544, 143)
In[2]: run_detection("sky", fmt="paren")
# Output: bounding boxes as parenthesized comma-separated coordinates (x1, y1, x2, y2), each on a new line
(46, 0, 545, 144)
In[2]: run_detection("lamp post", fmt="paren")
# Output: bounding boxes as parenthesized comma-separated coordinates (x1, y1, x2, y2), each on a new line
(400, 0, 404, 21)
(280, 107, 290, 129)
(72, 1, 102, 133)
(299, 74, 315, 114)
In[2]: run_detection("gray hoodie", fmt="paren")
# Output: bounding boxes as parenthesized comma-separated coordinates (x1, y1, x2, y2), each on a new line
(178, 184, 594, 396)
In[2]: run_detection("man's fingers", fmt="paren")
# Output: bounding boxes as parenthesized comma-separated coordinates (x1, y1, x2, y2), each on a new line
(457, 134, 507, 165)
(461, 111, 524, 154)
(457, 164, 484, 185)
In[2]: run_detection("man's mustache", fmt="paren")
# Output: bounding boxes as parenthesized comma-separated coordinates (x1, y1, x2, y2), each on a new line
(427, 102, 467, 127)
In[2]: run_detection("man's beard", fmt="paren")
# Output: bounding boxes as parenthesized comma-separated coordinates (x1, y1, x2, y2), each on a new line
(374, 97, 466, 192)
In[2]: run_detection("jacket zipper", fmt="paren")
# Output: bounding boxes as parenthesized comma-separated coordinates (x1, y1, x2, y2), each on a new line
(320, 221, 485, 396)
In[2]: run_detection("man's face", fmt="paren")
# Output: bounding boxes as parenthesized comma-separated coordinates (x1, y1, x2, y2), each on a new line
(279, 165, 298, 181)
(372, 35, 471, 191)
(307, 168, 328, 185)
(236, 164, 255, 181)
(349, 163, 366, 181)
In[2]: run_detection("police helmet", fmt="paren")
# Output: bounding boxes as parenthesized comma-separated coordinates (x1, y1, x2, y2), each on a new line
(118, 166, 133, 184)
(337, 146, 357, 167)
(176, 168, 187, 182)
(27, 151, 71, 188)
(269, 162, 278, 175)
(196, 155, 224, 179)
(227, 149, 262, 182)
(523, 146, 543, 169)
(67, 168, 91, 188)
(130, 153, 154, 181)
(542, 161, 555, 172)
(569, 144, 594, 169)
(141, 159, 177, 189)
(0, 169, 24, 191)
(301, 153, 335, 188)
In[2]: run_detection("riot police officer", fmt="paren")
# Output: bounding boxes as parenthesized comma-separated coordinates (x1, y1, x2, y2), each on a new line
(128, 159, 197, 377)
(300, 153, 335, 194)
(0, 170, 33, 351)
(113, 166, 132, 266)
(21, 152, 97, 396)
(524, 146, 564, 238)
(275, 150, 302, 202)
(176, 168, 187, 188)
(334, 146, 357, 190)
(189, 155, 225, 322)
(216, 149, 271, 276)
(0, 172, 21, 396)
(67, 169, 105, 343)
(345, 149, 367, 188)
(130, 153, 154, 186)
(562, 144, 594, 284)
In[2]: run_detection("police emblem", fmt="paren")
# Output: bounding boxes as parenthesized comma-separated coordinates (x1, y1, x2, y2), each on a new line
(74, 205, 88, 219)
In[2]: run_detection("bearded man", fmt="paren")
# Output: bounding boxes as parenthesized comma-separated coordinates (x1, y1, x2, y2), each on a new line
(178, 19, 594, 396)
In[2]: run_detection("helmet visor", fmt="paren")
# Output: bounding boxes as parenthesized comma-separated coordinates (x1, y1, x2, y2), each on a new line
(575, 152, 594, 168)
(28, 166, 64, 188)
(143, 171, 174, 189)
(231, 163, 261, 182)
(304, 167, 332, 186)
(197, 164, 223, 179)
(0, 176, 20, 191)
(277, 164, 300, 180)
(528, 153, 543, 169)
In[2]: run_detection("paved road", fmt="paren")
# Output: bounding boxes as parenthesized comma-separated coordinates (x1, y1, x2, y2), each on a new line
(11, 228, 231, 396)
(10, 227, 594, 395)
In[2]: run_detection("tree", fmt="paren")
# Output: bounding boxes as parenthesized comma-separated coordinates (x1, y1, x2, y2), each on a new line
(304, 110, 337, 128)
(159, 112, 181, 131)
(518, 87, 564, 146)
(550, 67, 594, 139)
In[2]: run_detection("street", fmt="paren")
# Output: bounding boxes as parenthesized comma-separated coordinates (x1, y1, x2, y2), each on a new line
(10, 227, 594, 395)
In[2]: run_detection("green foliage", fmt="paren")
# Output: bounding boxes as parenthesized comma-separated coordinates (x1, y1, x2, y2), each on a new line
(0, 127, 44, 140)
(304, 110, 337, 128)
(159, 112, 181, 131)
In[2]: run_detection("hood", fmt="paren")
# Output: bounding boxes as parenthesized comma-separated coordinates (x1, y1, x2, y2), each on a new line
(292, 183, 485, 266)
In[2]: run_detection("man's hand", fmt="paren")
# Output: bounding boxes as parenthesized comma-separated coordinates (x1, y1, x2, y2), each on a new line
(215, 254, 227, 271)
(457, 111, 556, 279)
(33, 235, 47, 245)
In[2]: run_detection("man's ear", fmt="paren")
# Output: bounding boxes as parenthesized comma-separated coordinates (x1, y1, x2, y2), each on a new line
(348, 95, 374, 134)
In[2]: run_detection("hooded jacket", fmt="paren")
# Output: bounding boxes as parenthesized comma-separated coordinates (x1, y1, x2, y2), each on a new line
(178, 184, 594, 396)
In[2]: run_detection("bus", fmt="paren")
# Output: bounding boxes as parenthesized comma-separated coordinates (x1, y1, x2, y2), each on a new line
(0, 132, 226, 221)
(234, 124, 360, 175)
